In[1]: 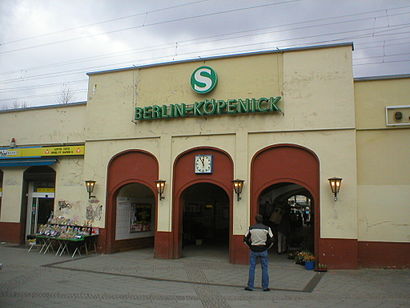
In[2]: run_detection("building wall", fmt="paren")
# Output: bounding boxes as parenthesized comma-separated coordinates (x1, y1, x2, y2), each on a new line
(355, 78, 410, 243)
(355, 77, 410, 267)
(83, 139, 160, 228)
(83, 44, 361, 266)
(0, 103, 86, 146)
(282, 46, 356, 241)
(0, 104, 87, 242)
(2, 43, 408, 267)
(53, 157, 86, 222)
(0, 168, 25, 222)
(86, 45, 356, 240)
(249, 130, 357, 239)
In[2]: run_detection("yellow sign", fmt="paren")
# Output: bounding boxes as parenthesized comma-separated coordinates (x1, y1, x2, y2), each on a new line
(36, 188, 55, 193)
(0, 145, 85, 159)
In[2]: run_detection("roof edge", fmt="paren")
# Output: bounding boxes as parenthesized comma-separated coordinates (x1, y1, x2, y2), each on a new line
(87, 42, 354, 76)
(0, 101, 87, 114)
(354, 74, 410, 81)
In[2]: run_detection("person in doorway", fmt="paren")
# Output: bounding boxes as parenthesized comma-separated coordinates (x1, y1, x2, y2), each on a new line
(243, 214, 274, 291)
(277, 205, 290, 254)
(269, 203, 284, 252)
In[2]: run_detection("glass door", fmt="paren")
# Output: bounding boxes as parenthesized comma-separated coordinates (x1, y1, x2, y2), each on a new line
(26, 182, 54, 237)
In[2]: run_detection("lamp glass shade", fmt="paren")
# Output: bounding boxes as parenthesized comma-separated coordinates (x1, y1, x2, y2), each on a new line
(155, 180, 166, 194)
(328, 177, 342, 194)
(85, 180, 96, 194)
(232, 179, 244, 194)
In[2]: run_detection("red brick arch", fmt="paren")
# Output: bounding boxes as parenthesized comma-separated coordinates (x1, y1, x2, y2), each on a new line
(157, 147, 235, 261)
(105, 150, 158, 253)
(250, 144, 320, 257)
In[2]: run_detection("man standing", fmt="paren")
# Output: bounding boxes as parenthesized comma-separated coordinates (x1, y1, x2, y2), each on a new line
(243, 214, 274, 291)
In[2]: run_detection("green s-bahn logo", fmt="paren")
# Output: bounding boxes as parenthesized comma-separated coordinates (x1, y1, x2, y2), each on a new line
(190, 66, 218, 94)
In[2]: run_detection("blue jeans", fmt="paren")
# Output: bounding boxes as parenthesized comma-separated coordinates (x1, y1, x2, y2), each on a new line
(247, 250, 269, 289)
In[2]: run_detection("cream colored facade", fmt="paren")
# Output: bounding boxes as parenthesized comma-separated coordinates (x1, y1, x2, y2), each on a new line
(355, 77, 410, 243)
(0, 103, 86, 223)
(0, 43, 409, 268)
(86, 45, 356, 236)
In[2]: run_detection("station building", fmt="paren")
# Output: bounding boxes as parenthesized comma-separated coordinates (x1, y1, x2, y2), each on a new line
(0, 42, 409, 269)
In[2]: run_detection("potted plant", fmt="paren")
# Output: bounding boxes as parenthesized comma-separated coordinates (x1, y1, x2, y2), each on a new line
(294, 251, 305, 265)
(303, 254, 316, 270)
(295, 251, 315, 268)
(315, 263, 328, 272)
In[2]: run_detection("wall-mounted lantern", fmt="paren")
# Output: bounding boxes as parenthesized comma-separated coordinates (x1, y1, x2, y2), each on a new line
(85, 180, 96, 199)
(232, 179, 244, 201)
(328, 177, 342, 201)
(155, 180, 166, 200)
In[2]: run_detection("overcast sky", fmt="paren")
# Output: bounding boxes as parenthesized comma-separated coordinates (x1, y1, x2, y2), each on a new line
(0, 0, 409, 109)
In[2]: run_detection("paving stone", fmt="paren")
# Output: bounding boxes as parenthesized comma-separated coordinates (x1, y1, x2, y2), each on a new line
(0, 245, 409, 307)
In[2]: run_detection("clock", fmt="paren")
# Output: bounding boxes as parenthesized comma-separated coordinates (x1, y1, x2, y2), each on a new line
(194, 154, 213, 174)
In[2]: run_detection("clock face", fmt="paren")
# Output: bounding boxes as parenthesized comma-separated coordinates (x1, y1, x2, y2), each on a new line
(195, 155, 213, 174)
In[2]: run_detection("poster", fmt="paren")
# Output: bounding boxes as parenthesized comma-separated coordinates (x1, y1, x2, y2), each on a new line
(130, 204, 152, 233)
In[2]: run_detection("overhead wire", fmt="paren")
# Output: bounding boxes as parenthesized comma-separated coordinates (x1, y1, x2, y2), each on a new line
(0, 79, 88, 93)
(353, 59, 410, 66)
(1, 8, 409, 82)
(1, 22, 409, 95)
(3, 0, 409, 50)
(0, 0, 211, 46)
(0, 89, 88, 102)
(1, 2, 410, 103)
(354, 52, 410, 61)
(0, 0, 300, 55)
(3, 23, 409, 87)
(1, 5, 409, 78)
(2, 21, 409, 80)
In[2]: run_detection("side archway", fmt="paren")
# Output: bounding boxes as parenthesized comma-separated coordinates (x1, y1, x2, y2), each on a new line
(105, 150, 158, 253)
(250, 144, 320, 258)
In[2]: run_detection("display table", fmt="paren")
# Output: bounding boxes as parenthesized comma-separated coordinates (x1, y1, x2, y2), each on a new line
(33, 234, 98, 258)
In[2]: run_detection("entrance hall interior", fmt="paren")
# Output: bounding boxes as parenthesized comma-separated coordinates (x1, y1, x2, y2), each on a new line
(114, 183, 155, 251)
(23, 166, 56, 240)
(259, 182, 314, 258)
(182, 183, 229, 256)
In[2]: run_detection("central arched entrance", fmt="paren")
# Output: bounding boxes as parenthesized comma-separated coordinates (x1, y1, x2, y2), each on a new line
(181, 182, 229, 256)
(171, 147, 234, 261)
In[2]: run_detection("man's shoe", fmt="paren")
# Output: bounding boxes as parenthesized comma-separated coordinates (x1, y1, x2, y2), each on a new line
(244, 287, 253, 291)
(263, 288, 270, 291)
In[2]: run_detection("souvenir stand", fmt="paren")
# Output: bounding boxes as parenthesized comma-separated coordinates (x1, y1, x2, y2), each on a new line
(33, 217, 99, 257)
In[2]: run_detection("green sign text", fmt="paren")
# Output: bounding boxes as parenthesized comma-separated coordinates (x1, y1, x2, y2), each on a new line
(135, 96, 282, 121)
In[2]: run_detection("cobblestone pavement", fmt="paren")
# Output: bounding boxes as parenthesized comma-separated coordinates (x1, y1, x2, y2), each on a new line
(0, 244, 409, 307)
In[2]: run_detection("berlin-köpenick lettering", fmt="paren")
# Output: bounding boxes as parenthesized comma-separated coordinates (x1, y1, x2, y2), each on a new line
(135, 96, 282, 121)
